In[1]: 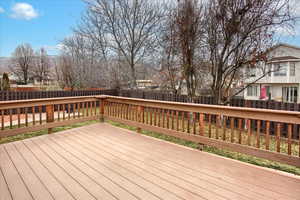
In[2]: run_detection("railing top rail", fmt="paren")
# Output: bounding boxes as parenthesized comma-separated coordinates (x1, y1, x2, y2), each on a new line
(0, 96, 100, 109)
(1, 94, 300, 124)
(101, 95, 300, 124)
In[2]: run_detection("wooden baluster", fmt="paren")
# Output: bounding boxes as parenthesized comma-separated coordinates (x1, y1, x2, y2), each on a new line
(17, 108, 21, 128)
(299, 129, 300, 157)
(99, 99, 105, 122)
(25, 107, 28, 127)
(187, 112, 190, 133)
(126, 104, 129, 120)
(222, 116, 226, 141)
(63, 104, 66, 120)
(247, 119, 252, 146)
(68, 104, 71, 119)
(1, 110, 4, 130)
(57, 105, 60, 121)
(256, 120, 261, 148)
(39, 106, 42, 125)
(181, 111, 185, 131)
(276, 123, 281, 153)
(9, 109, 12, 129)
(172, 110, 175, 130)
(230, 117, 234, 143)
(288, 124, 292, 155)
(167, 110, 170, 129)
(215, 115, 220, 139)
(135, 106, 138, 121)
(158, 109, 161, 127)
(208, 114, 212, 138)
(265, 121, 270, 150)
(150, 108, 153, 125)
(78, 103, 81, 118)
(176, 111, 179, 131)
(154, 108, 157, 126)
(162, 109, 165, 128)
(86, 102, 90, 117)
(193, 113, 196, 134)
(73, 103, 76, 119)
(199, 113, 204, 136)
(238, 118, 242, 144)
(137, 105, 143, 133)
(90, 101, 93, 116)
(46, 105, 54, 134)
(93, 101, 96, 116)
(32, 106, 36, 125)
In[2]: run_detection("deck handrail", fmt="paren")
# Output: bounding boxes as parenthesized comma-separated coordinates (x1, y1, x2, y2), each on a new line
(0, 95, 299, 167)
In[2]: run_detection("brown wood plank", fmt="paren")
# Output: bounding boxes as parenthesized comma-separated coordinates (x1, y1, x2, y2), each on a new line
(89, 123, 300, 199)
(14, 141, 74, 200)
(0, 146, 33, 200)
(22, 140, 96, 200)
(68, 126, 293, 200)
(107, 116, 300, 167)
(0, 164, 12, 200)
(43, 135, 180, 200)
(31, 138, 120, 200)
(4, 143, 54, 200)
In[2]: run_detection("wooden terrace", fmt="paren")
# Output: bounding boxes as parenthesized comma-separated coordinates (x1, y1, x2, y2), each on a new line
(0, 95, 300, 200)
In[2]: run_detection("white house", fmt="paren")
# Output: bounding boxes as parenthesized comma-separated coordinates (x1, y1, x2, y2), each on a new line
(244, 43, 300, 103)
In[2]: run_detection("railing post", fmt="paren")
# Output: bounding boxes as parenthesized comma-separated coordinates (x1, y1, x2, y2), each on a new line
(46, 104, 54, 134)
(137, 105, 144, 133)
(99, 98, 105, 122)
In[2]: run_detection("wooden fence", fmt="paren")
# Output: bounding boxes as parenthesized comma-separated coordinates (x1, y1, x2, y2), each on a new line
(0, 95, 299, 167)
(0, 89, 117, 101)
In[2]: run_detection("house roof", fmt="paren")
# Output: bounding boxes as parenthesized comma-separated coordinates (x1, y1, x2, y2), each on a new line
(267, 43, 300, 53)
(268, 56, 300, 62)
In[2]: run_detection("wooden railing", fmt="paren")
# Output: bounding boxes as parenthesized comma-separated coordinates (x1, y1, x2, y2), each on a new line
(0, 95, 299, 167)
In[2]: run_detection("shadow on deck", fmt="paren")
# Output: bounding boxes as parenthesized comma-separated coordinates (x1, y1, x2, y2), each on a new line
(1, 123, 300, 200)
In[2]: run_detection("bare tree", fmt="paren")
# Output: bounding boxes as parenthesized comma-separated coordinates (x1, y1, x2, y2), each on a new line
(33, 48, 51, 85)
(204, 0, 296, 104)
(10, 44, 34, 84)
(160, 0, 204, 100)
(78, 0, 164, 88)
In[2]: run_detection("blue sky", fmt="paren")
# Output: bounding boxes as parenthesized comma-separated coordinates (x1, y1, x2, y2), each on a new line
(0, 0, 300, 57)
(0, 0, 85, 57)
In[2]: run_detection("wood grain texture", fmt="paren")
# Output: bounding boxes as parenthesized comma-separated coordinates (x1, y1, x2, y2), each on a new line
(1, 123, 300, 200)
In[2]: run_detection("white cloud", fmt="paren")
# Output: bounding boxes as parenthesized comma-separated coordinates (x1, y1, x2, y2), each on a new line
(11, 3, 39, 20)
(0, 7, 5, 13)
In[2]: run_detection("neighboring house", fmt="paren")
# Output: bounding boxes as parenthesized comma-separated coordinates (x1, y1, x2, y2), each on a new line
(244, 43, 300, 103)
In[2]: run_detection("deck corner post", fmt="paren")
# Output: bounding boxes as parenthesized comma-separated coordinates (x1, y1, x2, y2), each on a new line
(99, 98, 105, 123)
(46, 104, 54, 134)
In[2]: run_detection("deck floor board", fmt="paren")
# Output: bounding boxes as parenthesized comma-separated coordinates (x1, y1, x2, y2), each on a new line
(1, 123, 300, 200)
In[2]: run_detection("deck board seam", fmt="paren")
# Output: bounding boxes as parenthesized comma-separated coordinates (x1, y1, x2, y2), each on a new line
(37, 137, 126, 200)
(55, 131, 229, 200)
(3, 145, 35, 200)
(46, 135, 172, 200)
(98, 123, 300, 194)
(21, 140, 78, 200)
(47, 134, 191, 200)
(12, 143, 56, 200)
(0, 161, 13, 200)
(73, 128, 264, 199)
(29, 139, 99, 200)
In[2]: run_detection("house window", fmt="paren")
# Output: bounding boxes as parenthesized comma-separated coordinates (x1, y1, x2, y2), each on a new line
(290, 62, 296, 76)
(247, 85, 258, 96)
(274, 62, 287, 76)
(282, 86, 298, 103)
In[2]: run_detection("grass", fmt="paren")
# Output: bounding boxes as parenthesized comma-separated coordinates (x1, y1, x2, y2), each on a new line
(108, 120, 300, 176)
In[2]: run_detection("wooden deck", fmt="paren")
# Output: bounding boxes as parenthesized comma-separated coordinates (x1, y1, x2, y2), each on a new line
(1, 123, 299, 200)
